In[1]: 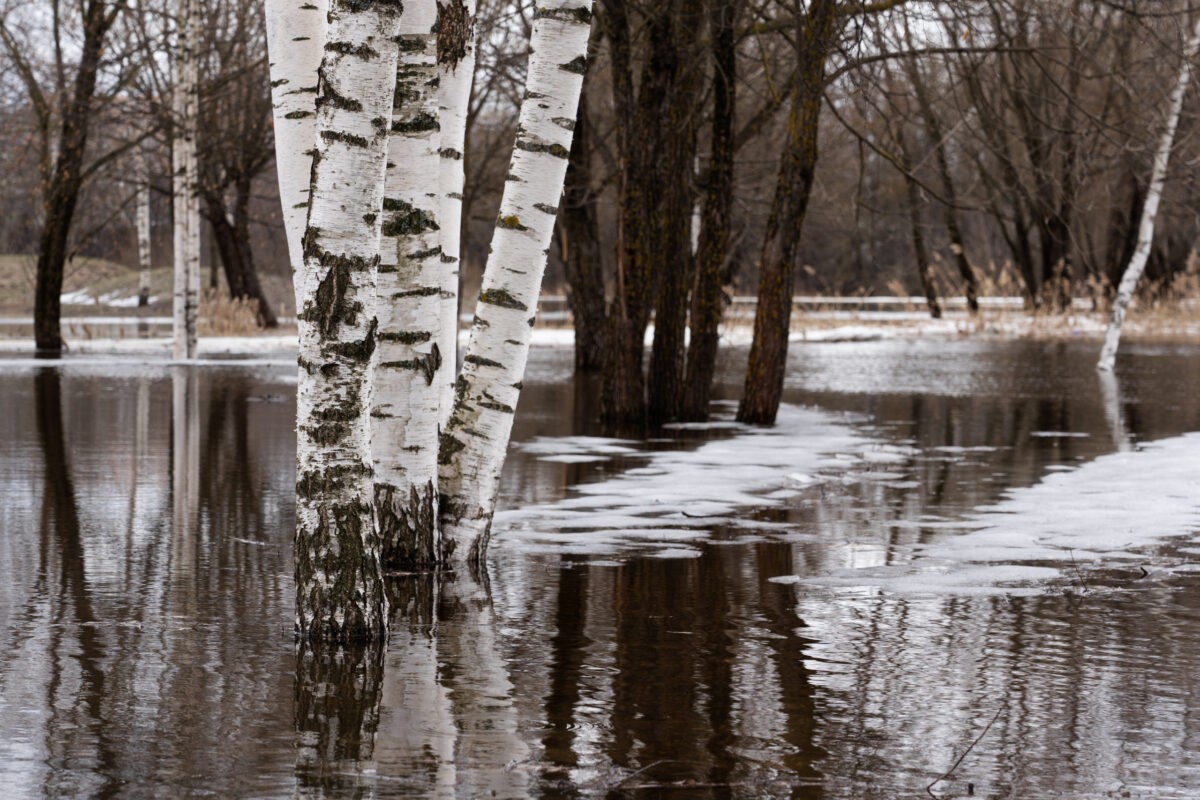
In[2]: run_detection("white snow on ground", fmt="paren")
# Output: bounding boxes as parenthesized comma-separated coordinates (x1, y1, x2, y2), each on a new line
(498, 404, 883, 557)
(804, 432, 1200, 595)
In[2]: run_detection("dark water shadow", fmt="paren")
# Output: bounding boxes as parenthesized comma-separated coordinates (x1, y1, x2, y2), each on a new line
(34, 368, 121, 799)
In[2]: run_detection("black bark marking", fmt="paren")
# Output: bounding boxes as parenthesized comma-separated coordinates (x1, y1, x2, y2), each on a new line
(321, 129, 370, 148)
(516, 139, 569, 158)
(391, 286, 440, 299)
(534, 6, 592, 24)
(559, 55, 588, 75)
(376, 481, 438, 570)
(316, 83, 363, 113)
(380, 343, 441, 384)
(325, 40, 380, 59)
(479, 288, 527, 310)
(378, 330, 432, 344)
(392, 112, 440, 134)
(382, 199, 440, 235)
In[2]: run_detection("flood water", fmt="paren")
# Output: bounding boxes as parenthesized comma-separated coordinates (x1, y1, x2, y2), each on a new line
(2, 339, 1200, 798)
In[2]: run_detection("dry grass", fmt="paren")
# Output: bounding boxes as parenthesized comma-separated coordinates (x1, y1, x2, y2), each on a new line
(199, 291, 266, 335)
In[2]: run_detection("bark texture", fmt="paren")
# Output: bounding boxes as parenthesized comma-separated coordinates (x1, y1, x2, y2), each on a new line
(202, 176, 279, 327)
(374, 0, 444, 571)
(172, 0, 201, 360)
(28, 1, 118, 352)
(737, 0, 837, 426)
(682, 0, 736, 421)
(646, 0, 704, 427)
(1098, 15, 1200, 372)
(294, 0, 403, 642)
(136, 152, 153, 307)
(558, 75, 606, 374)
(439, 0, 594, 565)
(436, 0, 478, 419)
(265, 0, 328, 310)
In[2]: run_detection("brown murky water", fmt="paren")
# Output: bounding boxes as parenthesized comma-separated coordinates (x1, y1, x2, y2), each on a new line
(2, 340, 1200, 798)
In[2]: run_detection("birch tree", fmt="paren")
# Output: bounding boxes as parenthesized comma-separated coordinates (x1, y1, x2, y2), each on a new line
(373, 0, 445, 570)
(436, 0, 478, 417)
(172, 0, 201, 361)
(1098, 12, 1200, 372)
(293, 0, 403, 642)
(438, 0, 594, 563)
(270, 0, 594, 633)
(264, 0, 327, 308)
(136, 151, 152, 307)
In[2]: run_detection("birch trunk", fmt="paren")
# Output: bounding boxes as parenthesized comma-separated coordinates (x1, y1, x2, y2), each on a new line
(294, 0, 403, 642)
(265, 0, 327, 311)
(1098, 15, 1200, 372)
(439, 1, 594, 564)
(171, 0, 200, 361)
(436, 0, 477, 421)
(373, 0, 444, 570)
(136, 151, 152, 307)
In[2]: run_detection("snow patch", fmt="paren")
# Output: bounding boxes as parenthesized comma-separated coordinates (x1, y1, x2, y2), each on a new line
(497, 404, 875, 556)
(799, 433, 1200, 594)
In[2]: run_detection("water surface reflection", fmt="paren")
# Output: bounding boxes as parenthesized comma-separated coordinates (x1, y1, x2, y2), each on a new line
(0, 342, 1198, 797)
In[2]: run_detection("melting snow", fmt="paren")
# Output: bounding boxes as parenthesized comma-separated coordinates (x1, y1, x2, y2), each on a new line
(805, 432, 1200, 594)
(498, 404, 878, 557)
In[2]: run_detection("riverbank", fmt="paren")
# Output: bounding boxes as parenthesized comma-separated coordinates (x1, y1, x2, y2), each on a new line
(0, 301, 1197, 357)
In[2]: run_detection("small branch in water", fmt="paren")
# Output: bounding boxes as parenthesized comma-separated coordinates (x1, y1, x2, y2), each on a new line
(1067, 549, 1091, 593)
(926, 706, 1003, 798)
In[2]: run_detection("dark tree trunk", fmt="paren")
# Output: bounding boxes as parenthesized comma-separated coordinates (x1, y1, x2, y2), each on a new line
(33, 1, 117, 353)
(600, 0, 672, 429)
(201, 177, 278, 328)
(737, 0, 837, 426)
(558, 76, 606, 373)
(902, 42, 978, 313)
(1106, 173, 1145, 293)
(896, 123, 941, 319)
(647, 0, 704, 427)
(681, 0, 736, 422)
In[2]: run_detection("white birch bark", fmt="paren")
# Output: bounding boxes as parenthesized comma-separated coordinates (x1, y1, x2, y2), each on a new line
(293, 0, 403, 642)
(437, 573, 530, 796)
(136, 151, 152, 307)
(1099, 370, 1133, 453)
(1098, 15, 1200, 372)
(438, 2, 594, 564)
(171, 0, 200, 361)
(373, 0, 444, 570)
(376, 578, 457, 794)
(265, 0, 327, 312)
(171, 366, 200, 589)
(435, 0, 478, 421)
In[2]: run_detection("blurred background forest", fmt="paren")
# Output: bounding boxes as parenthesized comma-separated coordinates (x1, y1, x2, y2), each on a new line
(2, 0, 1199, 321)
